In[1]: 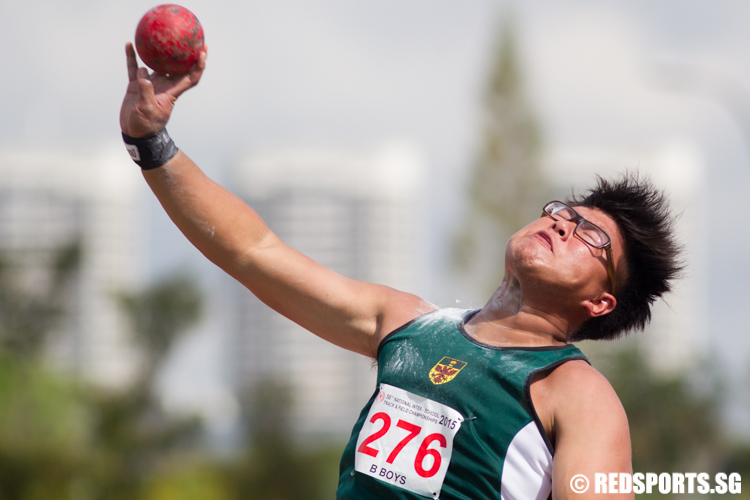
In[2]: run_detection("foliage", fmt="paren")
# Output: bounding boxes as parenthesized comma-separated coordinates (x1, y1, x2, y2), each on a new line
(0, 240, 209, 500)
(587, 343, 750, 488)
(227, 444, 341, 500)
(224, 377, 342, 500)
(81, 273, 205, 500)
(141, 463, 230, 500)
(589, 346, 721, 471)
(453, 18, 550, 298)
(0, 238, 347, 500)
(0, 353, 90, 500)
(117, 274, 202, 384)
(0, 241, 81, 357)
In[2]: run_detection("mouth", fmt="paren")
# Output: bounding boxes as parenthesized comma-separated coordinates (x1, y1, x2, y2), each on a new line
(534, 232, 553, 251)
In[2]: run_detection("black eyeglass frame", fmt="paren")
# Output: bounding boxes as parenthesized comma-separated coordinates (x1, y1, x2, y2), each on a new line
(541, 200, 616, 294)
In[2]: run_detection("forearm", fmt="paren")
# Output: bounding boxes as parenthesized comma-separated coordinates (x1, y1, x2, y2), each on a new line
(143, 149, 272, 278)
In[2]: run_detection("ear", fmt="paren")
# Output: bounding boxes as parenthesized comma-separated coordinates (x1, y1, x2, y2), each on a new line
(584, 292, 617, 318)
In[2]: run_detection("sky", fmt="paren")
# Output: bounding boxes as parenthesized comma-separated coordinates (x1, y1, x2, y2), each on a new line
(3, 0, 749, 435)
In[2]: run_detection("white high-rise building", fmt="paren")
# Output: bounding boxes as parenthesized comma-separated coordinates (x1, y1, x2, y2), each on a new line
(230, 144, 427, 440)
(0, 143, 145, 386)
(544, 140, 708, 373)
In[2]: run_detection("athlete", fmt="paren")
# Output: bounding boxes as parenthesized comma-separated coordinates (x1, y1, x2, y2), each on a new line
(119, 43, 681, 500)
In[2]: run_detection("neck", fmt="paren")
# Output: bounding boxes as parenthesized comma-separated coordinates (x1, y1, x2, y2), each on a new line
(465, 278, 571, 347)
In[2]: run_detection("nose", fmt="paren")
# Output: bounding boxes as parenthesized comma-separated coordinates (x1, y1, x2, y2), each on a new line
(551, 217, 576, 240)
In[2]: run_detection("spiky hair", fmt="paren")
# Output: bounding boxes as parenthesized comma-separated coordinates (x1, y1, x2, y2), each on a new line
(567, 172, 684, 341)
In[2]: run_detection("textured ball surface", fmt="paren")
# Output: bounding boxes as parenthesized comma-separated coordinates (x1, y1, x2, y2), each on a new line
(135, 4, 204, 75)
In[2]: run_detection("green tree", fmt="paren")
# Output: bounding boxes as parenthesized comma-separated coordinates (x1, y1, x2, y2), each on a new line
(588, 344, 750, 495)
(118, 274, 202, 386)
(454, 18, 549, 298)
(0, 352, 90, 500)
(0, 241, 90, 500)
(0, 241, 81, 358)
(590, 346, 722, 472)
(0, 239, 218, 500)
(226, 377, 342, 500)
(83, 274, 205, 500)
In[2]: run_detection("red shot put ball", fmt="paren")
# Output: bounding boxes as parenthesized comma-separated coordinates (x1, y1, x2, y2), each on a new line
(135, 4, 204, 75)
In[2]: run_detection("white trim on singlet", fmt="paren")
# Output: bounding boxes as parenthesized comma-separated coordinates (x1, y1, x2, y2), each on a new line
(500, 421, 553, 500)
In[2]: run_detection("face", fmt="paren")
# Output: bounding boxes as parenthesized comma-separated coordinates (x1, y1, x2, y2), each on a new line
(505, 206, 624, 302)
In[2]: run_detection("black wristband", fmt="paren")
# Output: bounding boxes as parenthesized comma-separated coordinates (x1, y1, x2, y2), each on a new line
(122, 129, 179, 170)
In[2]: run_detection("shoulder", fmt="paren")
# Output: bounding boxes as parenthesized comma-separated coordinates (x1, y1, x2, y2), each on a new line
(541, 359, 616, 399)
(375, 290, 438, 346)
(546, 359, 626, 421)
(531, 358, 629, 443)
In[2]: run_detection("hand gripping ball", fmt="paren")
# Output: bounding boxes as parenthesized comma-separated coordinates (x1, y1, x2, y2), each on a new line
(135, 4, 204, 75)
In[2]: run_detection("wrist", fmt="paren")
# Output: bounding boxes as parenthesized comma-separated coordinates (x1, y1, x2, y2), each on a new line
(122, 128, 178, 170)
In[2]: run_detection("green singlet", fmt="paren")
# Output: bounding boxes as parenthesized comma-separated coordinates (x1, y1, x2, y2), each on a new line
(336, 308, 588, 500)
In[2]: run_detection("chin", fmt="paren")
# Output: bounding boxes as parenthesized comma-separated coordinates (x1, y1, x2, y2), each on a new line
(508, 237, 547, 273)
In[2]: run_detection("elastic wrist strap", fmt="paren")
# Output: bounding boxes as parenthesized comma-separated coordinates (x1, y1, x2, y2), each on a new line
(122, 129, 178, 170)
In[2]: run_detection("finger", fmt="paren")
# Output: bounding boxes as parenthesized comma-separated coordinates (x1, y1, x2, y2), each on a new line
(167, 47, 207, 99)
(125, 42, 139, 82)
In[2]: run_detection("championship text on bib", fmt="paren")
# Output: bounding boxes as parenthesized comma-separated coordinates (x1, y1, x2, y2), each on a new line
(354, 384, 464, 498)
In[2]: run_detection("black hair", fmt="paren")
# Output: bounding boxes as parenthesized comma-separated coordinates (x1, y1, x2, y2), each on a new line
(566, 172, 683, 341)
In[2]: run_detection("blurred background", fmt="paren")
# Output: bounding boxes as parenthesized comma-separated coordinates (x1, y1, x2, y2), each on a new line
(1, 0, 749, 498)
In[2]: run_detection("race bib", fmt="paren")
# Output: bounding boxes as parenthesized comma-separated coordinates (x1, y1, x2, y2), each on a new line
(354, 384, 464, 499)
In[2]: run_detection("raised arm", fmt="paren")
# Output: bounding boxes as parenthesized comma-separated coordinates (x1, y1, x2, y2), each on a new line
(119, 43, 434, 357)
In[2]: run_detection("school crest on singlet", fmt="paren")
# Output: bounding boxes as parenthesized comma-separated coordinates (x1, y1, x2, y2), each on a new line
(428, 357, 467, 385)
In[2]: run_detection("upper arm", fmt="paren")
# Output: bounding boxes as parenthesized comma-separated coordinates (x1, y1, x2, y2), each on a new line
(236, 233, 436, 356)
(543, 362, 633, 500)
(144, 153, 436, 358)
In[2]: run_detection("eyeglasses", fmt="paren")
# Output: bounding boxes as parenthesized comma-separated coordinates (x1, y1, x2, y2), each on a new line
(541, 201, 616, 294)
